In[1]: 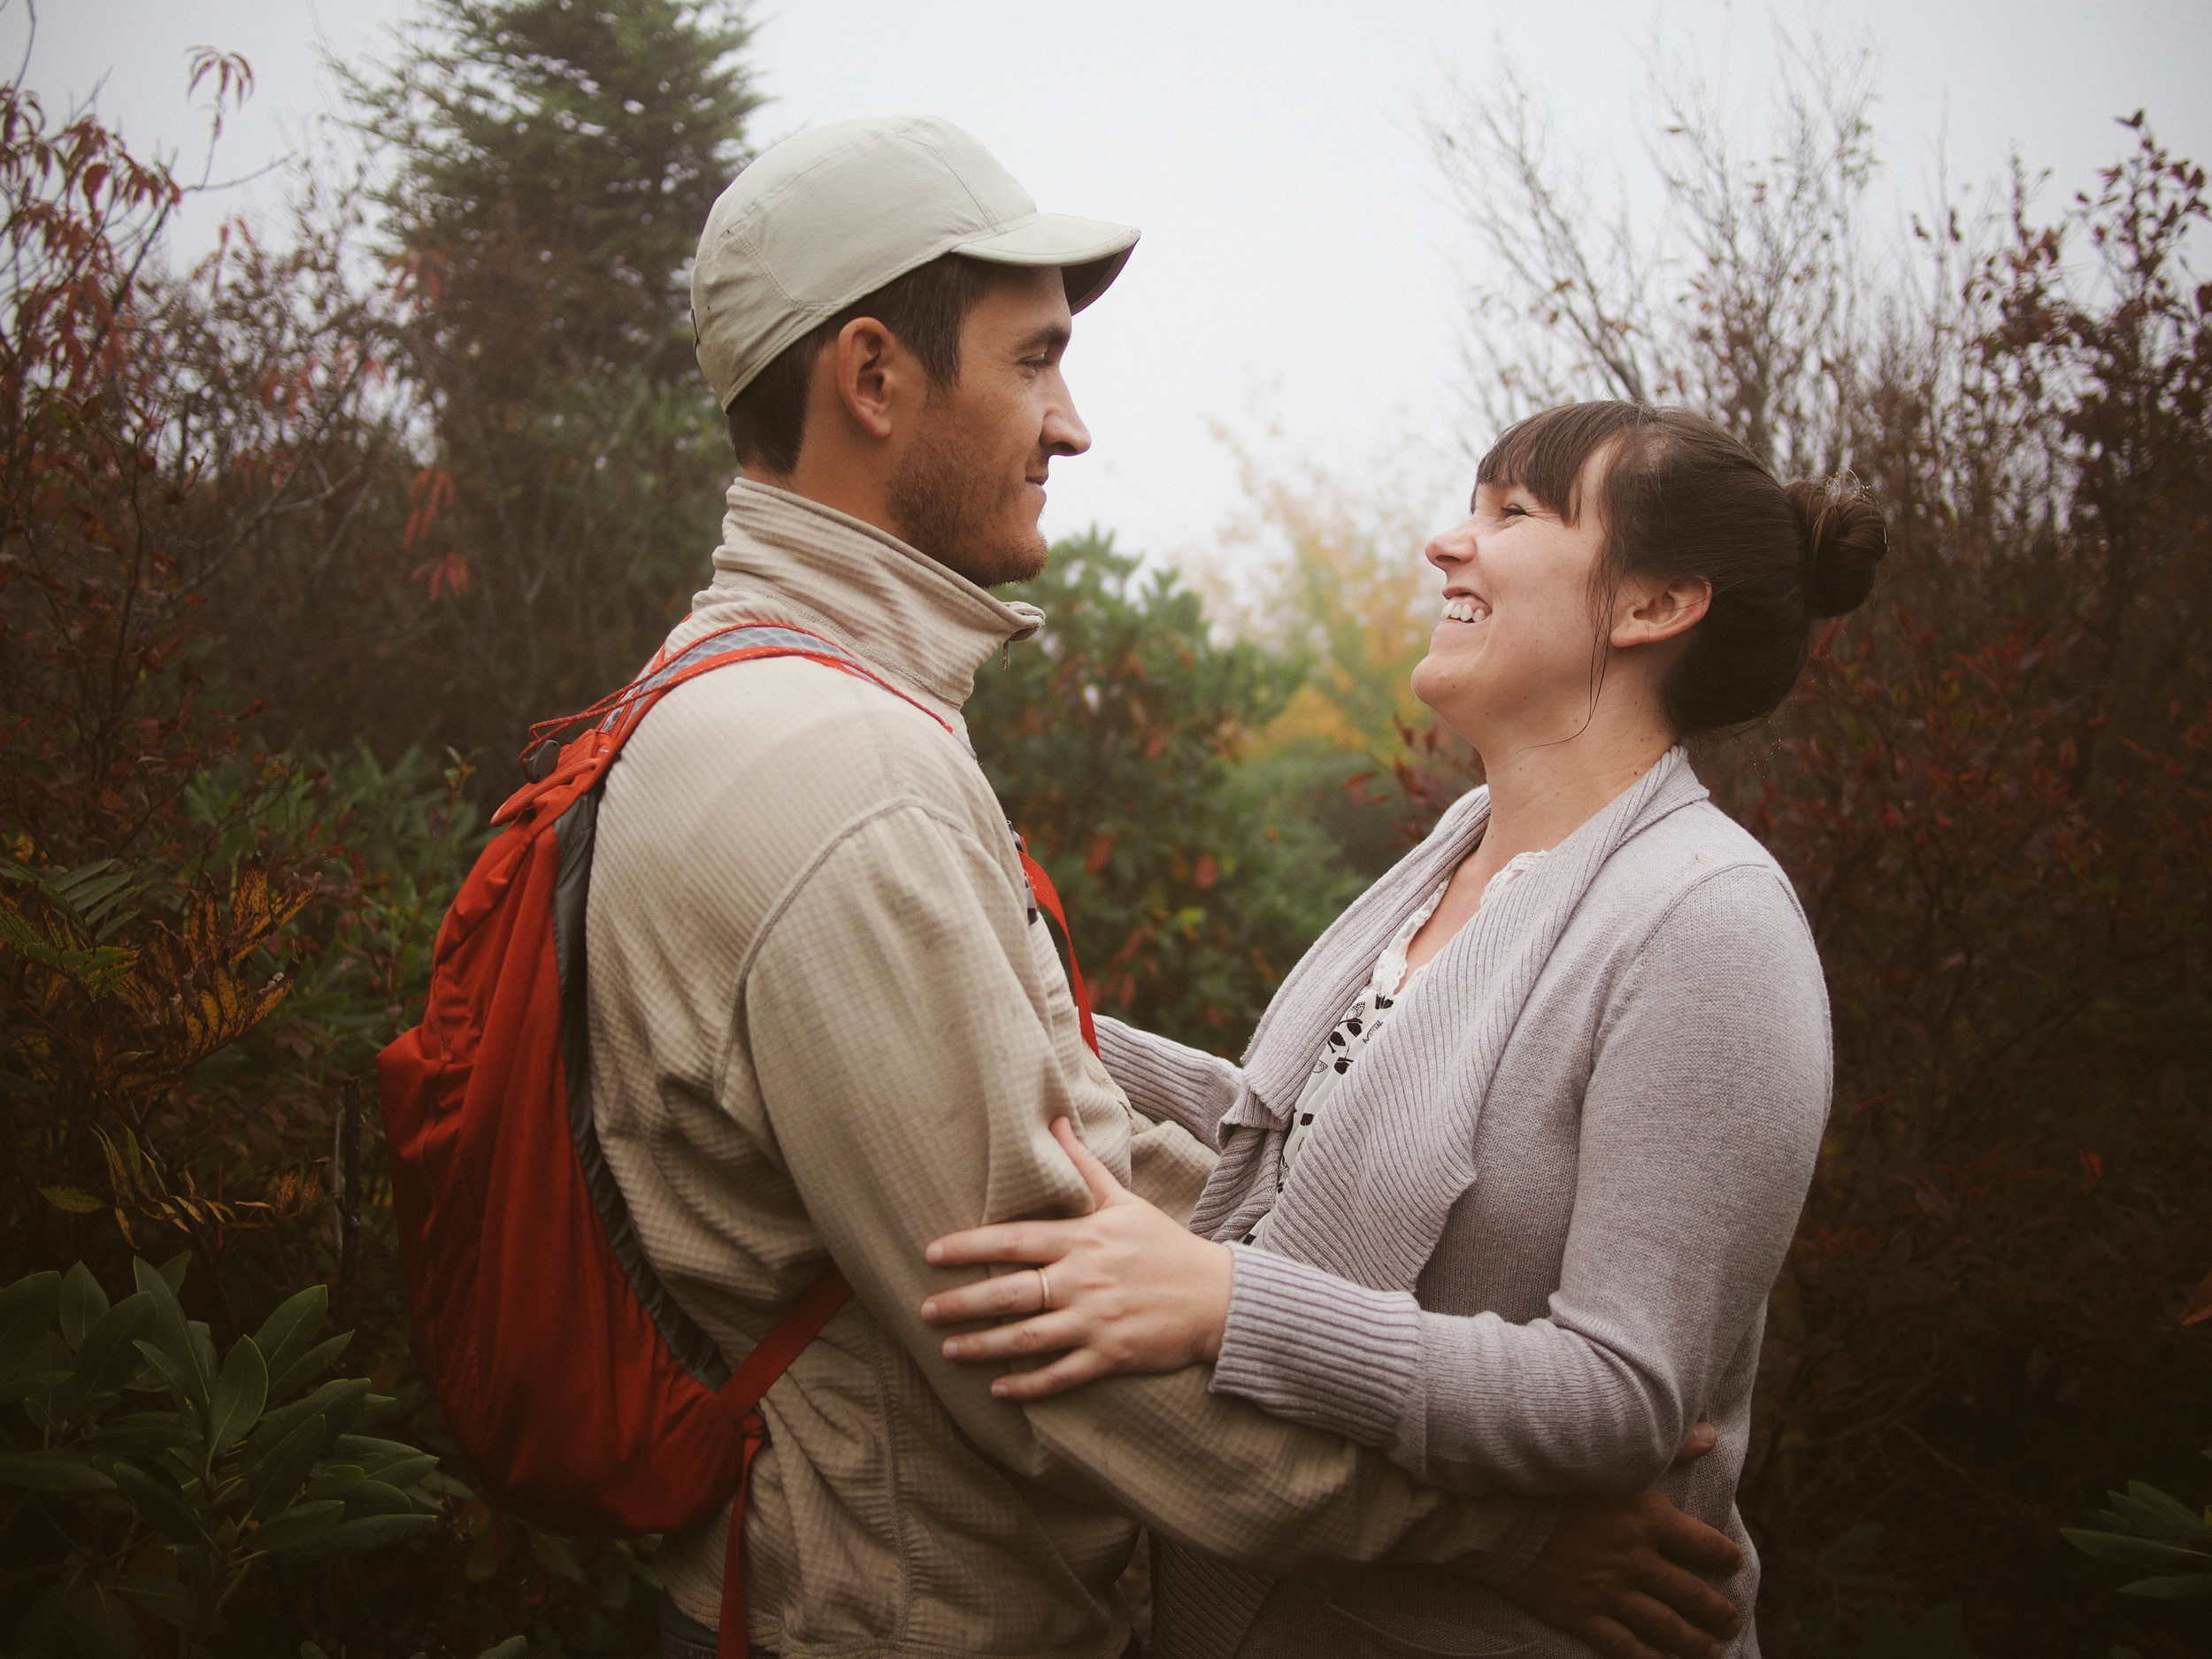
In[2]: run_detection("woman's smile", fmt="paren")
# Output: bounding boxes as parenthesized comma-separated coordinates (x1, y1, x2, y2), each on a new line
(1440, 593, 1491, 625)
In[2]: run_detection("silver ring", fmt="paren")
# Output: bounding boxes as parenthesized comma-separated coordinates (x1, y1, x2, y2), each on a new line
(1035, 1267, 1053, 1311)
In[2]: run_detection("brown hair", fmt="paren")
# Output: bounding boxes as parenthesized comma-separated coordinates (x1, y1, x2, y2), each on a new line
(1477, 402, 1888, 737)
(725, 253, 1002, 475)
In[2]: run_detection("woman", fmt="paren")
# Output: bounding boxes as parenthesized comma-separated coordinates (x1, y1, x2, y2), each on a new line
(917, 403, 1886, 1657)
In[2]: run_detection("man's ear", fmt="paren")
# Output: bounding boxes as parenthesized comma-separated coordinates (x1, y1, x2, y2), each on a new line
(828, 317, 902, 441)
(1611, 575, 1712, 649)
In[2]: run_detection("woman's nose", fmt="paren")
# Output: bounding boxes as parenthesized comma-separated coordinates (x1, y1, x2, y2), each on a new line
(1425, 518, 1478, 572)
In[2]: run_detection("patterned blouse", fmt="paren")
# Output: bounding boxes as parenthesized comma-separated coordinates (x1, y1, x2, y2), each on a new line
(1243, 849, 1550, 1246)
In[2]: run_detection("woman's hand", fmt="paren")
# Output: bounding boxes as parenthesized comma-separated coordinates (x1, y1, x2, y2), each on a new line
(920, 1118, 1234, 1401)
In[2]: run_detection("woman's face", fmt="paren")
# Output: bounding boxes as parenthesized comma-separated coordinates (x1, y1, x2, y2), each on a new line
(1409, 460, 1613, 751)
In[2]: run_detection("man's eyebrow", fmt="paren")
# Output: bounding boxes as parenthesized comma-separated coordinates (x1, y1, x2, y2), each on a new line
(1015, 322, 1071, 355)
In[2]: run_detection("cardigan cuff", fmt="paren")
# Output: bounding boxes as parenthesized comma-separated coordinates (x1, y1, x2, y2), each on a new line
(1210, 1245, 1426, 1460)
(1094, 1015, 1247, 1147)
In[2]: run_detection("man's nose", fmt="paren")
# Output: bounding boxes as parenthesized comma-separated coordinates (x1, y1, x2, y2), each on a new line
(1042, 378, 1090, 457)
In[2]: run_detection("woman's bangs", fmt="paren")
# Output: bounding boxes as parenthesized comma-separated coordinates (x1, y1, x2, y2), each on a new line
(1474, 403, 1648, 524)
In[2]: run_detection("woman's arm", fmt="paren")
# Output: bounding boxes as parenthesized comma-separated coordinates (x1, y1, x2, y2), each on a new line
(925, 865, 1830, 1499)
(1094, 1014, 1256, 1147)
(1211, 865, 1830, 1494)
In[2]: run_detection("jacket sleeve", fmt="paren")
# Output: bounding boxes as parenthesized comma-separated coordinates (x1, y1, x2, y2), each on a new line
(1208, 865, 1831, 1495)
(739, 802, 1554, 1578)
(1094, 1014, 1256, 1148)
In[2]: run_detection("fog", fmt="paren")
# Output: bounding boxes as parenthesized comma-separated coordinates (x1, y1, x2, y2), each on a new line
(11, 0, 2207, 559)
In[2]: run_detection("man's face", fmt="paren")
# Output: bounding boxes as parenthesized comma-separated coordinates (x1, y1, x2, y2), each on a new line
(887, 266, 1089, 588)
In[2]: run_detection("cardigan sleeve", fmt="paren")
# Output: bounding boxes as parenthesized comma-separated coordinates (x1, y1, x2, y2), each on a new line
(1210, 864, 1831, 1496)
(1094, 1014, 1258, 1148)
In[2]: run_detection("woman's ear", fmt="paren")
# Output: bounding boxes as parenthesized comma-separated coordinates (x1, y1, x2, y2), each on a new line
(1612, 575, 1712, 649)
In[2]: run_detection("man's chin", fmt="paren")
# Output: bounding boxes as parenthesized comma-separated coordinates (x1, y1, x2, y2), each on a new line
(960, 527, 1050, 589)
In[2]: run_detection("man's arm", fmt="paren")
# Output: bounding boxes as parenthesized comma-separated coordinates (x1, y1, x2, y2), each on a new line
(738, 803, 1549, 1578)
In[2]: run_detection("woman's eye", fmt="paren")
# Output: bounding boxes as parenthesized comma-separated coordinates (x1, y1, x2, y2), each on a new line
(1501, 503, 1530, 518)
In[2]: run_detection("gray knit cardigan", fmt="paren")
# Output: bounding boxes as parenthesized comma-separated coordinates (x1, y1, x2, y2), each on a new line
(1096, 749, 1832, 1658)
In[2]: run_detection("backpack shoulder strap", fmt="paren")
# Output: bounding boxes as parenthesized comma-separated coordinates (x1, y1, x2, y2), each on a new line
(527, 620, 1102, 1057)
(714, 1263, 851, 1657)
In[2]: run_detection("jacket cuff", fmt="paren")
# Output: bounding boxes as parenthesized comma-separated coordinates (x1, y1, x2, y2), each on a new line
(1210, 1245, 1425, 1460)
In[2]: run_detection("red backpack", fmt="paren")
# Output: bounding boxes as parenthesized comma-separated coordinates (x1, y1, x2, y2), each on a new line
(376, 621, 1094, 1656)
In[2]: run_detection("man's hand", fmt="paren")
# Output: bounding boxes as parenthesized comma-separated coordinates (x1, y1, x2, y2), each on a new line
(1502, 1427, 1744, 1659)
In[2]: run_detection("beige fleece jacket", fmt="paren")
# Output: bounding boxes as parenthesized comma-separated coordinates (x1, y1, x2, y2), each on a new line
(583, 480, 1554, 1659)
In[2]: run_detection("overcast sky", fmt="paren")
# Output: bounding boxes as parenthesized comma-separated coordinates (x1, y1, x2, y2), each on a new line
(9, 0, 2208, 565)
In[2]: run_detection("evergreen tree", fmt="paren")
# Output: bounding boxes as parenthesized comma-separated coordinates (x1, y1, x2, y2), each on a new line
(357, 0, 761, 380)
(317, 0, 763, 778)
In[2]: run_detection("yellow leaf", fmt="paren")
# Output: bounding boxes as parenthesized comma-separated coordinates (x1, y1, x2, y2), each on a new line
(39, 1184, 104, 1213)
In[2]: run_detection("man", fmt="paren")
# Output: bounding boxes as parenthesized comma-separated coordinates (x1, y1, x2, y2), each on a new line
(587, 115, 1741, 1659)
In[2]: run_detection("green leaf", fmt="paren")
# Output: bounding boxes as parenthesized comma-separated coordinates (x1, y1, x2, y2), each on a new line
(307, 1463, 366, 1501)
(340, 1478, 418, 1517)
(251, 1284, 329, 1398)
(330, 1435, 439, 1491)
(2062, 1527, 2207, 1569)
(0, 1269, 62, 1376)
(205, 1335, 267, 1462)
(267, 1331, 353, 1402)
(131, 1338, 204, 1417)
(475, 1640, 528, 1659)
(357, 1449, 437, 1492)
(13, 1575, 74, 1647)
(115, 1571, 196, 1628)
(78, 1412, 197, 1458)
(70, 1577, 142, 1659)
(131, 1260, 211, 1413)
(52, 1291, 153, 1423)
(7, 1328, 73, 1417)
(0, 1446, 117, 1491)
(50, 859, 139, 927)
(2107, 1481, 2209, 1542)
(245, 1413, 328, 1522)
(250, 1376, 369, 1455)
(110, 1459, 206, 1547)
(288, 1509, 441, 1556)
(246, 1497, 346, 1555)
(2119, 1572, 2212, 1598)
(331, 1432, 426, 1462)
(58, 1263, 111, 1349)
(156, 1254, 188, 1296)
(530, 1528, 590, 1584)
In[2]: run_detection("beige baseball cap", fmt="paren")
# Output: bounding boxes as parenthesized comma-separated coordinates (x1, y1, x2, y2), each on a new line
(690, 115, 1139, 409)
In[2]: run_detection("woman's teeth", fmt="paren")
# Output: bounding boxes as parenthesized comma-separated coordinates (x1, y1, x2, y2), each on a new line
(1441, 597, 1489, 624)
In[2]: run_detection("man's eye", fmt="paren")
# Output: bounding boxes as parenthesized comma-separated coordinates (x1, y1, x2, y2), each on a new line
(1501, 503, 1530, 518)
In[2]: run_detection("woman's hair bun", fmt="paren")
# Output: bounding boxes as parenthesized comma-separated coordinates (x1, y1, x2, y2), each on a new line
(1785, 478, 1889, 618)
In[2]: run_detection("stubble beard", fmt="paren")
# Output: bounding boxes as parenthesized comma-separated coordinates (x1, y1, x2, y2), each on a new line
(887, 413, 1048, 590)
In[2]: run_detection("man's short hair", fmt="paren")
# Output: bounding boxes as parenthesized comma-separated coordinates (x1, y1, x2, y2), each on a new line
(726, 254, 1002, 476)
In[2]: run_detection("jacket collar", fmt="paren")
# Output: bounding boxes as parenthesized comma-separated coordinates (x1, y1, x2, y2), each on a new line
(686, 480, 1042, 735)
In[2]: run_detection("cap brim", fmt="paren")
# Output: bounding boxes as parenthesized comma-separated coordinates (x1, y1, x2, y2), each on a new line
(954, 211, 1138, 311)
